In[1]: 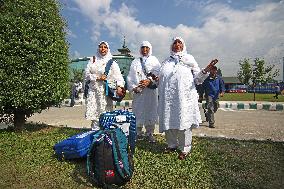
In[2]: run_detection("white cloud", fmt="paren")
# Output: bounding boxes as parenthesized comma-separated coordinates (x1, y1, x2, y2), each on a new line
(74, 0, 284, 78)
(66, 29, 77, 39)
(71, 50, 81, 59)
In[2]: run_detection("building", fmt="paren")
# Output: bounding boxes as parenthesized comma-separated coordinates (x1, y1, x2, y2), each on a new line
(223, 77, 247, 93)
(112, 38, 134, 77)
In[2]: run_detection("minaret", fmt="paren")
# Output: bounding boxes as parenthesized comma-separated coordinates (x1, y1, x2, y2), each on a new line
(117, 36, 131, 56)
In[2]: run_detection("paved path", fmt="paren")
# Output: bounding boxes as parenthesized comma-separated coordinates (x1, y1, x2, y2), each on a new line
(26, 105, 284, 142)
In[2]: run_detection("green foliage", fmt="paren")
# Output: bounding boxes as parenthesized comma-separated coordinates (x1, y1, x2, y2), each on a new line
(0, 125, 283, 188)
(252, 58, 279, 84)
(237, 58, 279, 85)
(70, 68, 84, 82)
(237, 58, 252, 85)
(0, 0, 69, 127)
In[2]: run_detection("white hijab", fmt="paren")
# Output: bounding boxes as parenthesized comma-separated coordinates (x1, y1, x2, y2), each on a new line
(96, 41, 112, 61)
(140, 40, 153, 57)
(169, 36, 196, 67)
(170, 36, 187, 57)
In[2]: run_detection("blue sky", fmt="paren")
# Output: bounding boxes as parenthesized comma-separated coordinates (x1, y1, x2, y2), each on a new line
(59, 0, 284, 79)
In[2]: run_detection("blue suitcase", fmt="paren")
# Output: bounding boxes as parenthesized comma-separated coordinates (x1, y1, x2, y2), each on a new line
(54, 130, 101, 160)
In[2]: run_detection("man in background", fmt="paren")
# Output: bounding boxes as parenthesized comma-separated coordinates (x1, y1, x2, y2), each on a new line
(201, 65, 225, 128)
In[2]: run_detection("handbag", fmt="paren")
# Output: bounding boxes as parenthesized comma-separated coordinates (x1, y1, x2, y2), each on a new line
(104, 59, 126, 102)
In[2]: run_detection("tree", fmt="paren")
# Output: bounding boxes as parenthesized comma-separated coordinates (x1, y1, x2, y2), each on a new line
(237, 58, 252, 85)
(251, 58, 279, 84)
(71, 68, 84, 83)
(0, 0, 70, 131)
(237, 57, 279, 101)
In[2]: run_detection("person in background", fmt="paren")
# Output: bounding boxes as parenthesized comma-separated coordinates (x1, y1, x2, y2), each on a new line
(273, 85, 280, 99)
(201, 65, 225, 128)
(158, 36, 216, 160)
(196, 83, 204, 103)
(84, 41, 125, 130)
(75, 80, 83, 98)
(70, 81, 77, 107)
(127, 41, 161, 143)
(70, 80, 81, 107)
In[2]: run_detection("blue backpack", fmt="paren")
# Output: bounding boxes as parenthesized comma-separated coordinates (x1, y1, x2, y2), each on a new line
(87, 110, 136, 187)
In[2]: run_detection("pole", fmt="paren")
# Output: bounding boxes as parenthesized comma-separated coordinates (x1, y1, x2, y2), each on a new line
(282, 57, 284, 82)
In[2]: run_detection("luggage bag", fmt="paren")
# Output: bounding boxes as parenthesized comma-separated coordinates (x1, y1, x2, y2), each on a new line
(53, 130, 100, 160)
(87, 110, 136, 187)
(87, 125, 134, 187)
(99, 109, 136, 153)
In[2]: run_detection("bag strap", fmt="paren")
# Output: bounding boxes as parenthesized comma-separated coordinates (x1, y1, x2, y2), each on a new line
(139, 57, 148, 76)
(110, 129, 132, 180)
(103, 59, 114, 96)
(170, 55, 179, 65)
(104, 59, 114, 76)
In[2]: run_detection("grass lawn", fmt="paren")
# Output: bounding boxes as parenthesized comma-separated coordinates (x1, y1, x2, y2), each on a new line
(1, 124, 283, 189)
(220, 93, 284, 102)
(124, 92, 284, 102)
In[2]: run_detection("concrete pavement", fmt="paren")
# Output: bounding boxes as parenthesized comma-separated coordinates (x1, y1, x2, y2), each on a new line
(25, 103, 284, 142)
(63, 99, 284, 111)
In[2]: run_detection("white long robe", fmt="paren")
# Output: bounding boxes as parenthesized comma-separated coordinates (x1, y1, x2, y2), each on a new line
(158, 54, 207, 133)
(127, 56, 160, 125)
(85, 57, 125, 121)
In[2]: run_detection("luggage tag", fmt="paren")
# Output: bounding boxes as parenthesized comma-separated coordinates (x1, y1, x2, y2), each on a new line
(115, 115, 129, 136)
(115, 115, 127, 123)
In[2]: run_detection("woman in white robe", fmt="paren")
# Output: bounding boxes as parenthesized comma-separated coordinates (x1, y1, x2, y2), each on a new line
(158, 37, 212, 160)
(127, 41, 161, 142)
(85, 41, 125, 130)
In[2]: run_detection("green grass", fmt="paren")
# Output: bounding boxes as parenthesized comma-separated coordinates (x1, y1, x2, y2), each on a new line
(124, 92, 284, 102)
(220, 93, 284, 102)
(1, 124, 283, 189)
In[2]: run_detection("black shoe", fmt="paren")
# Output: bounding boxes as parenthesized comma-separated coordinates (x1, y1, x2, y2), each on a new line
(209, 124, 215, 128)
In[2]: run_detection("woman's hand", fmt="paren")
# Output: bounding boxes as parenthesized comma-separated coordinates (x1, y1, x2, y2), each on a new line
(139, 79, 151, 88)
(203, 59, 218, 73)
(97, 74, 107, 81)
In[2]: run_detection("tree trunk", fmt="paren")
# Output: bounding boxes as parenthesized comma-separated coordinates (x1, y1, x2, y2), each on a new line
(14, 111, 26, 132)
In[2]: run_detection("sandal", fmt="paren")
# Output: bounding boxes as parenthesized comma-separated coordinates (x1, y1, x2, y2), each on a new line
(178, 152, 189, 160)
(164, 147, 177, 154)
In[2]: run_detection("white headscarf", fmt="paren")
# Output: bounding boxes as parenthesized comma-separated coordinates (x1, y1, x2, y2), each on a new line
(170, 37, 196, 67)
(96, 41, 112, 60)
(140, 41, 152, 57)
(170, 36, 187, 57)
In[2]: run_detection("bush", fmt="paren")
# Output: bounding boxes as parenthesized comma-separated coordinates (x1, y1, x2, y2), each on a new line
(0, 0, 69, 131)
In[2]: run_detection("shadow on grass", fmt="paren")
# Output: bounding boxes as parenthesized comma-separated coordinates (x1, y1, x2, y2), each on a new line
(70, 159, 93, 188)
(0, 122, 50, 133)
(135, 135, 168, 154)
